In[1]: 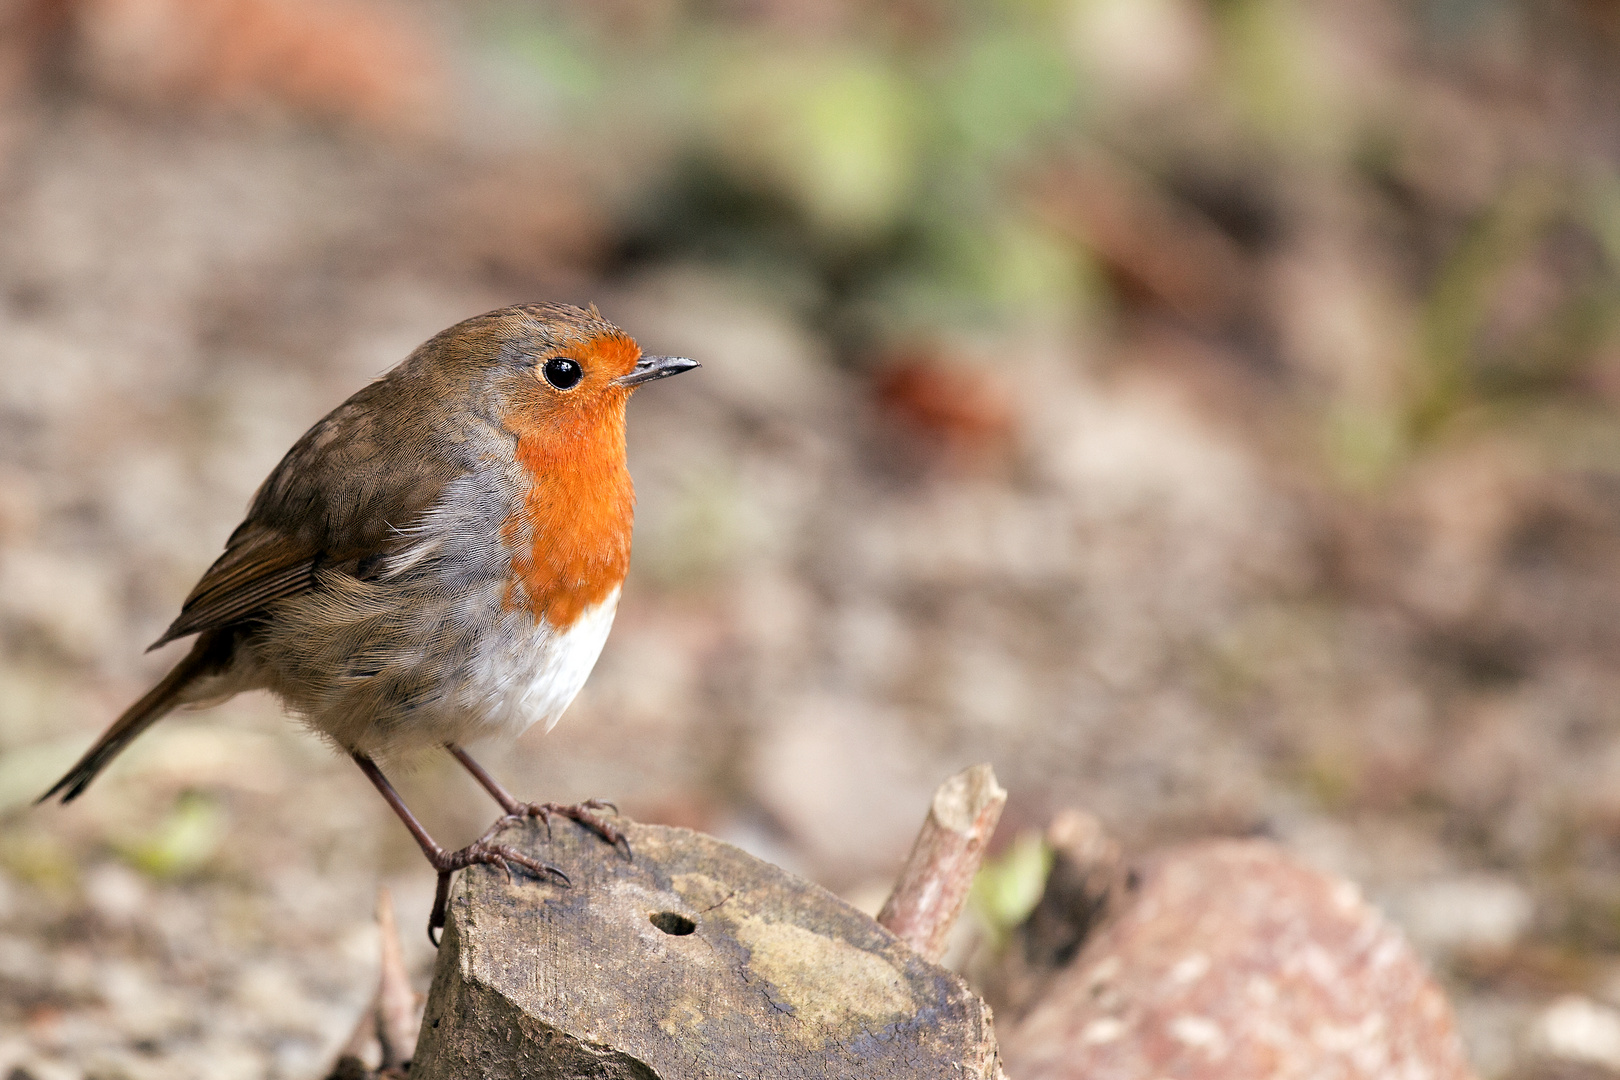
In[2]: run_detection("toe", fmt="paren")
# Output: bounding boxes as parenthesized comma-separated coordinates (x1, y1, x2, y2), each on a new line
(493, 845, 568, 885)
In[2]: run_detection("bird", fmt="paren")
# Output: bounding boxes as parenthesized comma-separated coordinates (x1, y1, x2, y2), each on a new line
(37, 302, 699, 940)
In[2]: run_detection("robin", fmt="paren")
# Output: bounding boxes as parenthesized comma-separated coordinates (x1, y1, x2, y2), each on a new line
(38, 302, 698, 940)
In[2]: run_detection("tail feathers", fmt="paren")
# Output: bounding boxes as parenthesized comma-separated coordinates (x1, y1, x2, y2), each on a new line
(38, 633, 223, 805)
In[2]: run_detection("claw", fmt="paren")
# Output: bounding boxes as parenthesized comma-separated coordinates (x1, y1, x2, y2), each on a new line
(429, 872, 452, 946)
(518, 800, 630, 859)
(424, 833, 570, 942)
(354, 753, 578, 945)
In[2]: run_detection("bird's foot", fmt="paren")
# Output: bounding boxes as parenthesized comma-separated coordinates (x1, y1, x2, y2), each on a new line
(508, 798, 630, 857)
(427, 823, 569, 944)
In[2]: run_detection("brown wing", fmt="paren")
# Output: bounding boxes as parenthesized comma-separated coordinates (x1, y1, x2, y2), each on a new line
(149, 524, 319, 648)
(149, 369, 468, 649)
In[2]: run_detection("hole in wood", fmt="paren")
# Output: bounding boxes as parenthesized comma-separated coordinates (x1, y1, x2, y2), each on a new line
(650, 911, 696, 935)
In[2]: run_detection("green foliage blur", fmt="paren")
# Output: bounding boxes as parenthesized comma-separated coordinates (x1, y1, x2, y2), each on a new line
(478, 0, 1620, 489)
(480, 1, 1098, 333)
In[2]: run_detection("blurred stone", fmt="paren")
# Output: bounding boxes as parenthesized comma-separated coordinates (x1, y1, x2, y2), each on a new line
(826, 598, 913, 694)
(751, 696, 943, 884)
(1000, 839, 1476, 1080)
(1066, 0, 1212, 108)
(0, 465, 41, 543)
(81, 862, 147, 927)
(96, 957, 189, 1045)
(1530, 997, 1620, 1072)
(117, 725, 287, 795)
(1394, 875, 1534, 956)
(872, 354, 1017, 465)
(71, 0, 446, 132)
(1450, 994, 1531, 1080)
(0, 934, 50, 994)
(1383, 442, 1534, 626)
(0, 547, 119, 661)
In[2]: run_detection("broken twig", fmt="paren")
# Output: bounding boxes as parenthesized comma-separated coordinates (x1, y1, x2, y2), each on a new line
(374, 887, 417, 1070)
(877, 763, 1007, 962)
(323, 886, 418, 1080)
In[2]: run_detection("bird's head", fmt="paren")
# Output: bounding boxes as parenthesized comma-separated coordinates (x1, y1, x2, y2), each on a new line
(422, 303, 697, 442)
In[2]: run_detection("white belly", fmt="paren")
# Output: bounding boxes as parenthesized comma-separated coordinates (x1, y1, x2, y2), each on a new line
(254, 573, 621, 759)
(456, 586, 621, 742)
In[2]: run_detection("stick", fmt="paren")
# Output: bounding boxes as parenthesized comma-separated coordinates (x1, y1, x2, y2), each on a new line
(374, 886, 417, 1070)
(330, 1005, 376, 1077)
(877, 764, 1007, 962)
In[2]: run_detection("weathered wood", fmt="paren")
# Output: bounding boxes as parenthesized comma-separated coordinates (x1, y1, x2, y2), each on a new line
(410, 817, 1000, 1079)
(876, 764, 1007, 962)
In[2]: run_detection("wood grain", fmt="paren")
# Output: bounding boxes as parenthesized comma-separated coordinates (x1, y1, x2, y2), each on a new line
(411, 817, 1001, 1079)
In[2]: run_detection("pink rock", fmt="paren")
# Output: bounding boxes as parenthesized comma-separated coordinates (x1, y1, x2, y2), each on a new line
(1001, 839, 1477, 1080)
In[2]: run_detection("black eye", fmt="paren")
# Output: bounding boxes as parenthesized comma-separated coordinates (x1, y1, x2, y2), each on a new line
(542, 357, 583, 390)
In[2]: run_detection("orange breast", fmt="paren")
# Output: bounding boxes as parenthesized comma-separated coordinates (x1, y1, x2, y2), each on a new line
(501, 407, 634, 630)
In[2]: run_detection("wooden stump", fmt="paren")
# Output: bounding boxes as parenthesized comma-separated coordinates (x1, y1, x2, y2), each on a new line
(410, 817, 1000, 1079)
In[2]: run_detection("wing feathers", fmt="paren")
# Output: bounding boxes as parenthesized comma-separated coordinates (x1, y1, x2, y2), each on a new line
(149, 519, 322, 647)
(150, 365, 470, 648)
(151, 555, 315, 648)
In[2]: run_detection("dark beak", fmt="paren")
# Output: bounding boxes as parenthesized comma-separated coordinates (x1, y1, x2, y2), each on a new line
(616, 355, 700, 387)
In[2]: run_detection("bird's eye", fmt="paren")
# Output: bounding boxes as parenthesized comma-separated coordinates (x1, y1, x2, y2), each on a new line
(542, 357, 583, 390)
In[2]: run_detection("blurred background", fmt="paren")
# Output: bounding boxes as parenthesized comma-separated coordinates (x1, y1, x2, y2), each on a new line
(1, 0, 1619, 1075)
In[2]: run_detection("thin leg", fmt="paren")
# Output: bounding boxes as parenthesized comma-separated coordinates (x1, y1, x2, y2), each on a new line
(353, 753, 568, 944)
(445, 743, 629, 855)
(445, 743, 524, 815)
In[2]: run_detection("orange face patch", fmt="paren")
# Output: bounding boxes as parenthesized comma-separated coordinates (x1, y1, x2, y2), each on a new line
(500, 332, 639, 629)
(580, 332, 641, 382)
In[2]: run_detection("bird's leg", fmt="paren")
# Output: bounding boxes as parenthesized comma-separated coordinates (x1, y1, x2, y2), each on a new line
(445, 743, 629, 856)
(444, 743, 525, 815)
(352, 753, 568, 944)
